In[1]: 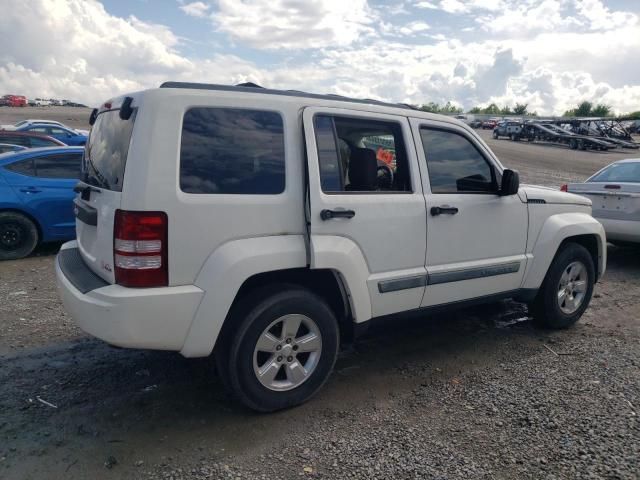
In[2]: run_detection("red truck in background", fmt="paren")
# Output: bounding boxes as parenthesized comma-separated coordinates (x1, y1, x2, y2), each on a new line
(1, 95, 28, 107)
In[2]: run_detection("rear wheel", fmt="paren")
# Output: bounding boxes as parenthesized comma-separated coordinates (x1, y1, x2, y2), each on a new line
(492, 131, 498, 139)
(530, 243, 595, 329)
(0, 212, 39, 260)
(219, 286, 340, 412)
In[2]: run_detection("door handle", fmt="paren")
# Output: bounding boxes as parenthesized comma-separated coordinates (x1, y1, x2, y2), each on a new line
(20, 187, 42, 193)
(430, 206, 458, 216)
(320, 209, 356, 221)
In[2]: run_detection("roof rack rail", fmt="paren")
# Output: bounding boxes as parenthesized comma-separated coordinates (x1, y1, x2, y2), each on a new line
(158, 81, 413, 111)
(235, 82, 263, 88)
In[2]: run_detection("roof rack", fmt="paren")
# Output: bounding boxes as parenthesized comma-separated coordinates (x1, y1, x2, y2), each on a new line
(159, 81, 414, 111)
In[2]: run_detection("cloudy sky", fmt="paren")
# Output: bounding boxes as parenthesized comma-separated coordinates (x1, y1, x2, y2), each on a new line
(0, 0, 638, 114)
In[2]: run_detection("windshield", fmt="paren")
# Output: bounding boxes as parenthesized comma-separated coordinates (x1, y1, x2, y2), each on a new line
(14, 120, 28, 127)
(589, 162, 640, 183)
(82, 109, 135, 191)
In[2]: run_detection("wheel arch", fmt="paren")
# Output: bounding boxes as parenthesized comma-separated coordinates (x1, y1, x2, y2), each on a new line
(522, 213, 606, 290)
(179, 235, 358, 358)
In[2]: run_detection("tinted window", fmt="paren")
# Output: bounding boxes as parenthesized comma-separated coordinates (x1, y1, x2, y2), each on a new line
(1, 136, 29, 147)
(82, 109, 136, 191)
(28, 127, 48, 133)
(29, 136, 57, 147)
(420, 128, 495, 193)
(314, 115, 411, 193)
(49, 127, 68, 135)
(180, 108, 285, 194)
(36, 153, 82, 179)
(589, 162, 640, 183)
(5, 158, 35, 176)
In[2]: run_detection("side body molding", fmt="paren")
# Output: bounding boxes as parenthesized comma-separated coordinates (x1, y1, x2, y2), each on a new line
(310, 235, 372, 323)
(180, 235, 307, 357)
(522, 212, 606, 290)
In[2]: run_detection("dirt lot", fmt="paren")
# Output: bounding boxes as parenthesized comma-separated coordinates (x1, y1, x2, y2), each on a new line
(1, 110, 639, 479)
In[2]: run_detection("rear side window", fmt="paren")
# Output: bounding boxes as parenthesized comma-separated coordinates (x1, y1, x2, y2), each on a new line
(29, 136, 57, 147)
(5, 158, 35, 176)
(1, 136, 29, 147)
(36, 153, 82, 179)
(180, 108, 285, 194)
(82, 110, 136, 191)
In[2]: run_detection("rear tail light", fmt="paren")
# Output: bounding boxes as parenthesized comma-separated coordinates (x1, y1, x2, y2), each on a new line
(114, 210, 168, 287)
(560, 184, 568, 192)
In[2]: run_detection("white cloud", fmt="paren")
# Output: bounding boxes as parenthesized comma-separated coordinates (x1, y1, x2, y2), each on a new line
(0, 0, 638, 116)
(179, 1, 210, 18)
(399, 21, 430, 35)
(211, 0, 377, 49)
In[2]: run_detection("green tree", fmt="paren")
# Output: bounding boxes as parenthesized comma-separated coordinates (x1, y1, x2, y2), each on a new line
(592, 104, 612, 117)
(513, 103, 528, 115)
(575, 101, 594, 116)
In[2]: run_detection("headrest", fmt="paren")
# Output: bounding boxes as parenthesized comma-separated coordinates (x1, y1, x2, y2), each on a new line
(347, 148, 377, 191)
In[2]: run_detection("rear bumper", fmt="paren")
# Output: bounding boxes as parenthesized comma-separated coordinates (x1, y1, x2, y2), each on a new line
(55, 242, 204, 351)
(596, 218, 640, 243)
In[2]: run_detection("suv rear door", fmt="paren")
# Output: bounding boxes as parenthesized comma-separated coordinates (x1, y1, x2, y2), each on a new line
(303, 107, 427, 319)
(74, 103, 136, 282)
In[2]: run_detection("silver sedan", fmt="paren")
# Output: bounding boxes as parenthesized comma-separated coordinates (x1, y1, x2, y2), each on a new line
(564, 158, 640, 245)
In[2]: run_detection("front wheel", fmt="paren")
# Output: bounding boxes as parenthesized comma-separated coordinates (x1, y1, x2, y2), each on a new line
(220, 286, 340, 412)
(530, 243, 595, 329)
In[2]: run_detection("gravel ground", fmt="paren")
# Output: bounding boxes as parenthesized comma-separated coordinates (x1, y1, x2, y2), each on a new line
(0, 110, 639, 479)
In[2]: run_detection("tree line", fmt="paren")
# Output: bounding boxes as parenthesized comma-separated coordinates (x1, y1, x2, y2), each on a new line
(415, 100, 638, 118)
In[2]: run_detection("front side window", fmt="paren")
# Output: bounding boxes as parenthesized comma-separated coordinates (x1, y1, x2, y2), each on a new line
(420, 128, 496, 193)
(314, 115, 411, 193)
(180, 108, 285, 194)
(36, 153, 82, 179)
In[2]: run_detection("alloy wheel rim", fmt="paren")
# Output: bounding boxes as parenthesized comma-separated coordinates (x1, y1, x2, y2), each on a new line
(252, 314, 322, 392)
(557, 261, 588, 314)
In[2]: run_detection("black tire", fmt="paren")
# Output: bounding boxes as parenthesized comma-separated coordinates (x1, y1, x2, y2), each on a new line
(530, 243, 595, 329)
(569, 139, 577, 150)
(0, 212, 39, 260)
(492, 131, 498, 139)
(219, 285, 340, 412)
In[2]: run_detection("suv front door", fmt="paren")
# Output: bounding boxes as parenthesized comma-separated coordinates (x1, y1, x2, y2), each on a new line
(304, 107, 427, 320)
(410, 119, 528, 307)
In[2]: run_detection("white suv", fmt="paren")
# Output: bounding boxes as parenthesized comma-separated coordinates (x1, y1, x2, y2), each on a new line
(56, 83, 606, 411)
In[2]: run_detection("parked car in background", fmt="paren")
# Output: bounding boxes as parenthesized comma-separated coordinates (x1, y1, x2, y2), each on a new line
(482, 119, 498, 129)
(0, 131, 66, 148)
(470, 119, 483, 129)
(15, 124, 88, 145)
(1, 95, 28, 107)
(564, 159, 640, 246)
(493, 121, 524, 140)
(0, 144, 27, 154)
(1, 119, 89, 136)
(0, 146, 83, 259)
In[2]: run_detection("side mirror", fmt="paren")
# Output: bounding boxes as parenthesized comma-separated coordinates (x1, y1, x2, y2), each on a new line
(500, 169, 519, 196)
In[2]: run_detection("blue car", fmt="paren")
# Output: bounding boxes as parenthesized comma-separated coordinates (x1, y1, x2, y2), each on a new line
(0, 146, 84, 259)
(16, 123, 88, 146)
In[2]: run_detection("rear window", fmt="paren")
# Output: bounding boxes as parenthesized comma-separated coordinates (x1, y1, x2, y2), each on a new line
(180, 107, 285, 194)
(82, 110, 135, 191)
(589, 162, 640, 183)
